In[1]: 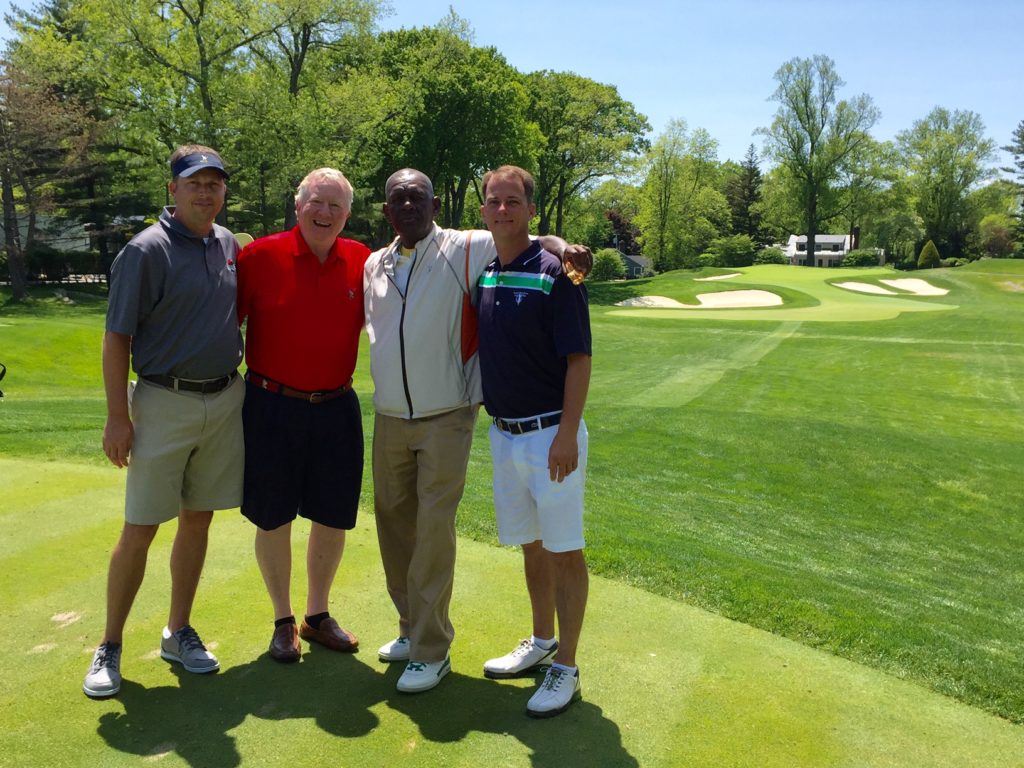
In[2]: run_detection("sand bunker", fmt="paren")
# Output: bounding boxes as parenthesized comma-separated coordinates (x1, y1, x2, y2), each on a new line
(616, 290, 782, 309)
(695, 272, 741, 281)
(880, 278, 948, 296)
(834, 281, 897, 295)
(616, 295, 688, 308)
(999, 281, 1024, 293)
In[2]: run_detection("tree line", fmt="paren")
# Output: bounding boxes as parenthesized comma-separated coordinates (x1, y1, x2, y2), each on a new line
(1, 1, 1021, 300)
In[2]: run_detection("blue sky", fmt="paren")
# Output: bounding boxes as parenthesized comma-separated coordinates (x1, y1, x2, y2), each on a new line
(3, 0, 1020, 167)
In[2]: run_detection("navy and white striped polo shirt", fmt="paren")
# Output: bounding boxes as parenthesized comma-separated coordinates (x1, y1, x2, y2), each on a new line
(477, 240, 591, 419)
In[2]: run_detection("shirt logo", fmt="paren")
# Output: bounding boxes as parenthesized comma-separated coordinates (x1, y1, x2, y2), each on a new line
(226, 257, 236, 273)
(347, 289, 356, 300)
(513, 290, 528, 306)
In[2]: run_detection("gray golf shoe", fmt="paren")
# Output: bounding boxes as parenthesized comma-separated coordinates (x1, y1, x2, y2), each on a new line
(83, 641, 122, 698)
(160, 625, 219, 674)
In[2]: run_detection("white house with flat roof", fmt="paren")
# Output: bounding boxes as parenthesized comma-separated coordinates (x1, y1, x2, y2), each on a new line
(785, 234, 852, 267)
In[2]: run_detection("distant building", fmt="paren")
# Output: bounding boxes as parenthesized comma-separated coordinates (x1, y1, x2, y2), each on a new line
(617, 251, 653, 278)
(785, 234, 852, 267)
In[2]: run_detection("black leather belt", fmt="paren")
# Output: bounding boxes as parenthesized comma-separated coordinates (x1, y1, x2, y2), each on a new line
(493, 413, 561, 435)
(142, 370, 237, 394)
(245, 371, 352, 404)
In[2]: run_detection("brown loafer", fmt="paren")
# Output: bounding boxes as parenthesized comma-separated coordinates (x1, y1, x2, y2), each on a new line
(298, 617, 359, 653)
(269, 622, 301, 663)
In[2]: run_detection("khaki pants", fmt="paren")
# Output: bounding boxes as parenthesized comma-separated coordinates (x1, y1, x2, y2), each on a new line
(372, 406, 476, 662)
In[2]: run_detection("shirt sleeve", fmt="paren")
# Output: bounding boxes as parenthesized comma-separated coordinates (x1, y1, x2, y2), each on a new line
(550, 273, 592, 358)
(105, 243, 158, 336)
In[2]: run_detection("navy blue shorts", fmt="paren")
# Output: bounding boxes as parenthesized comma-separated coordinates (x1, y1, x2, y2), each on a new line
(241, 382, 363, 531)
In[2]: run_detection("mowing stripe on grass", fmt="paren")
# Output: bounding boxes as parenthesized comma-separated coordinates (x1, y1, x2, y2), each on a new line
(629, 321, 801, 407)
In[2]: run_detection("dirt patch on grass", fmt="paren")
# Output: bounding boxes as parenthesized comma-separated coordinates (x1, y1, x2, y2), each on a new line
(998, 280, 1024, 292)
(51, 611, 82, 629)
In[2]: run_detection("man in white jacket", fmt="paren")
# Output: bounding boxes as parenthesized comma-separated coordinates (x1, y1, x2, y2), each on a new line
(364, 168, 588, 693)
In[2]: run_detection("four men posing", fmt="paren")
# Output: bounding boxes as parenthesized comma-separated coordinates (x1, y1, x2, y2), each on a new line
(86, 147, 592, 718)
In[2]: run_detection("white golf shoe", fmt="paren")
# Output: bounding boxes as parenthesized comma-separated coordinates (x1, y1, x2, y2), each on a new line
(396, 657, 451, 693)
(526, 666, 581, 718)
(483, 638, 558, 679)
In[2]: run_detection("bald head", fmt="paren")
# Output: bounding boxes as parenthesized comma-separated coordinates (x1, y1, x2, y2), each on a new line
(385, 168, 434, 199)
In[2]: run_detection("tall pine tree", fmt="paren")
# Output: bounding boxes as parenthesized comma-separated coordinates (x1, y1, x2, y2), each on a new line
(1002, 119, 1024, 257)
(725, 144, 768, 245)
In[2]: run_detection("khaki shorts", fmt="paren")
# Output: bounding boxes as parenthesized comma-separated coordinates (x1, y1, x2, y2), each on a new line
(125, 375, 244, 525)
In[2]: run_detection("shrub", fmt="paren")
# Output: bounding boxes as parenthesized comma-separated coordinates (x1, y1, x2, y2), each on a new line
(841, 248, 881, 267)
(917, 240, 941, 269)
(707, 234, 756, 267)
(591, 248, 626, 281)
(754, 247, 787, 265)
(696, 253, 717, 268)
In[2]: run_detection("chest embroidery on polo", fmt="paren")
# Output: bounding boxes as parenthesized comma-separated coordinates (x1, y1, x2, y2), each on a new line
(513, 290, 528, 306)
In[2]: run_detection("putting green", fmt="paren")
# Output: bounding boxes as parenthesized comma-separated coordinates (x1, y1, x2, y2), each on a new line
(609, 265, 958, 322)
(3, 458, 1022, 767)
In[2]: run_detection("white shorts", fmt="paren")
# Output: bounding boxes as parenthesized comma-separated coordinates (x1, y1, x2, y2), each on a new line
(488, 417, 587, 553)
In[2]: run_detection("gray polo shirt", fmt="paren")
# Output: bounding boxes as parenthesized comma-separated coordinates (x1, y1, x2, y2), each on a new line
(106, 207, 243, 379)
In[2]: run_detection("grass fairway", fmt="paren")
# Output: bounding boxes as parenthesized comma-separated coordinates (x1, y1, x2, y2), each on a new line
(2, 261, 1024, 764)
(2, 458, 1023, 768)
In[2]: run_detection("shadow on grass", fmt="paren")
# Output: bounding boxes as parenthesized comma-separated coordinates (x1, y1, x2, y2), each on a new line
(96, 646, 637, 767)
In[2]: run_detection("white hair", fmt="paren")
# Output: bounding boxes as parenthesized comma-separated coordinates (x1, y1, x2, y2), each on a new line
(295, 168, 354, 211)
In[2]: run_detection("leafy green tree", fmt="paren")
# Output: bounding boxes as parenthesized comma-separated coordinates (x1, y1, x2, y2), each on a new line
(753, 165, 801, 244)
(707, 234, 757, 267)
(525, 70, 649, 236)
(897, 107, 996, 258)
(563, 178, 642, 253)
(977, 214, 1016, 257)
(841, 248, 881, 267)
(591, 248, 626, 281)
(367, 24, 536, 229)
(918, 239, 941, 269)
(759, 55, 879, 266)
(754, 246, 788, 264)
(636, 120, 729, 271)
(0, 59, 96, 299)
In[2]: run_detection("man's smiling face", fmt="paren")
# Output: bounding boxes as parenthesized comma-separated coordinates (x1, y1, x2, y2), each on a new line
(296, 178, 350, 253)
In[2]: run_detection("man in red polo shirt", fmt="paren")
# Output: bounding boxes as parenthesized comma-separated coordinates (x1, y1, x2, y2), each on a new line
(236, 168, 369, 662)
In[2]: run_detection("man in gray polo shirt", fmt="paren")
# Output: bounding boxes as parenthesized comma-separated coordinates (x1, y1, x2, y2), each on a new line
(83, 144, 244, 698)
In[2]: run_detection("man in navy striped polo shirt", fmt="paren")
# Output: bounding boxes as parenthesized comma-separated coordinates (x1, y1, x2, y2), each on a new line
(476, 165, 593, 718)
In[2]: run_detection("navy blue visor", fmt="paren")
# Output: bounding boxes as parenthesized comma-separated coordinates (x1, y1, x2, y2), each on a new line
(171, 152, 228, 179)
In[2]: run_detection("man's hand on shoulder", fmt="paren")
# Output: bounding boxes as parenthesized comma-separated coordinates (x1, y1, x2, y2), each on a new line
(103, 413, 134, 469)
(536, 235, 592, 282)
(562, 244, 592, 281)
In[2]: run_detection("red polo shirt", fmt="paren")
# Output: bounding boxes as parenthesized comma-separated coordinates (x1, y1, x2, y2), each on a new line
(237, 226, 370, 391)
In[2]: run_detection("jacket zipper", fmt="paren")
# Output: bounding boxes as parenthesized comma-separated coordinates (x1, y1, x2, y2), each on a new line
(398, 295, 413, 418)
(385, 242, 423, 419)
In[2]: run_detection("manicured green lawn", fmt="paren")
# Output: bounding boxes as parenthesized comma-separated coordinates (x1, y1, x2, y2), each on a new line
(3, 458, 1023, 767)
(2, 260, 1023, 745)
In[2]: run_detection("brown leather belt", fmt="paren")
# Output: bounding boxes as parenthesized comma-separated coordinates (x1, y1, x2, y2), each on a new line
(245, 371, 352, 404)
